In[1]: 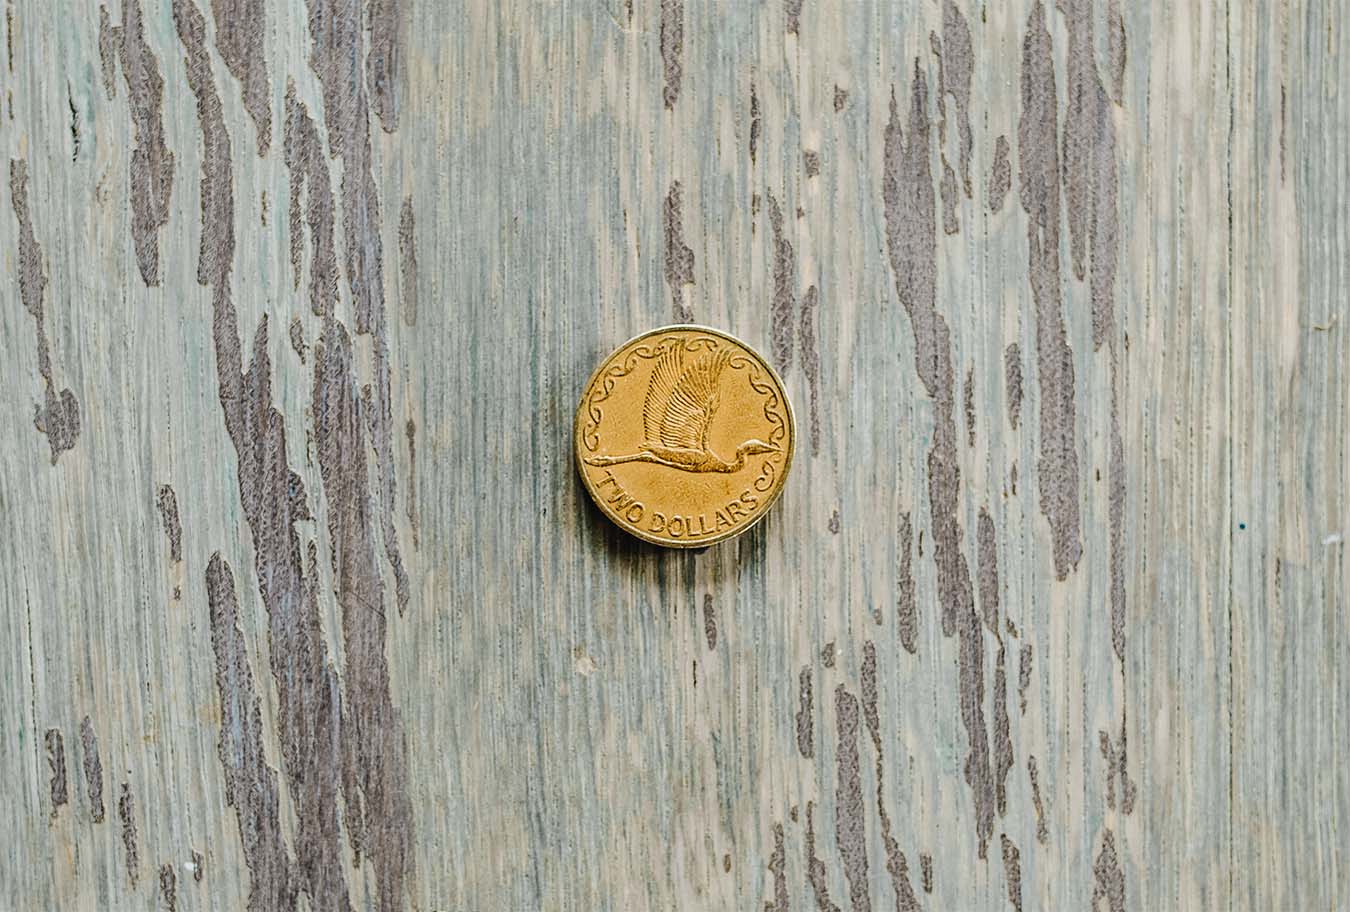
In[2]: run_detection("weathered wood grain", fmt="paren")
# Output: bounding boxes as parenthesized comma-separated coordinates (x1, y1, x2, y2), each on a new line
(0, 0, 1345, 909)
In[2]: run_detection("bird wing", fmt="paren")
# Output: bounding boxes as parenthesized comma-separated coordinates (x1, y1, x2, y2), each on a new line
(643, 346, 729, 450)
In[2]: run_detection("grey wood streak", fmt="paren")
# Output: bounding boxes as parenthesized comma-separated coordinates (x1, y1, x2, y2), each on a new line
(0, 1, 1343, 909)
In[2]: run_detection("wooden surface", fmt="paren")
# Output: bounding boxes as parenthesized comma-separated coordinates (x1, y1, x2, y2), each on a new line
(1, 1, 1345, 909)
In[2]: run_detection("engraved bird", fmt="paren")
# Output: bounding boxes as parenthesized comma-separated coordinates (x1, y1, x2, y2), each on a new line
(584, 346, 778, 473)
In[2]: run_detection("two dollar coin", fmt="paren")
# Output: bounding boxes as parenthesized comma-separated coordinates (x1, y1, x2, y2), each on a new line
(574, 325, 795, 547)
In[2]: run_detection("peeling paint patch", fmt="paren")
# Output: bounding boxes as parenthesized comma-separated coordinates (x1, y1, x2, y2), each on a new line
(156, 484, 183, 563)
(79, 716, 104, 823)
(288, 317, 307, 361)
(659, 0, 683, 108)
(398, 196, 418, 326)
(804, 149, 821, 177)
(1106, 0, 1126, 104)
(283, 83, 338, 316)
(663, 181, 695, 322)
(159, 863, 178, 911)
(175, 0, 235, 290)
(821, 641, 836, 668)
(989, 135, 1012, 212)
(833, 85, 848, 111)
(796, 666, 813, 758)
(1001, 835, 1023, 912)
(44, 729, 68, 815)
(896, 511, 917, 654)
(800, 285, 821, 454)
(119, 783, 139, 884)
(977, 508, 999, 630)
(98, 7, 118, 99)
(1058, 0, 1120, 352)
(206, 554, 297, 911)
(978, 509, 1013, 819)
(834, 687, 870, 911)
(105, 0, 175, 286)
(805, 802, 840, 912)
(964, 366, 976, 447)
(175, 2, 354, 907)
(313, 319, 416, 907)
(1004, 343, 1023, 430)
(303, 0, 411, 618)
(1092, 830, 1126, 912)
(68, 83, 82, 162)
(920, 854, 932, 893)
(190, 849, 204, 882)
(863, 644, 920, 911)
(883, 69, 969, 633)
(784, 0, 803, 35)
(210, 0, 272, 154)
(1059, 0, 1130, 701)
(1017, 643, 1032, 714)
(749, 83, 760, 164)
(767, 193, 796, 373)
(932, 1, 974, 195)
(884, 67, 990, 853)
(765, 822, 789, 911)
(993, 644, 1013, 815)
(1019, 1, 1083, 579)
(1099, 716, 1137, 814)
(367, 0, 404, 131)
(1028, 755, 1048, 843)
(939, 157, 960, 234)
(702, 594, 717, 650)
(406, 418, 419, 548)
(9, 159, 80, 463)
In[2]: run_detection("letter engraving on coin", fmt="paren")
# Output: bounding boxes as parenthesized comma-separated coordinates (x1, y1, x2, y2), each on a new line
(575, 326, 795, 547)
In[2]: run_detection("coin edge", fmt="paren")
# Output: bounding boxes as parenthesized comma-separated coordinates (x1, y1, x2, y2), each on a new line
(572, 323, 797, 549)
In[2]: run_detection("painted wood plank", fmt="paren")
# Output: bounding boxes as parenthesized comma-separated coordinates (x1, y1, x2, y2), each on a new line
(0, 1, 1343, 909)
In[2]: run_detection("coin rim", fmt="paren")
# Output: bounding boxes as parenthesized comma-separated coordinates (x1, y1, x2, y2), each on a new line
(573, 323, 797, 549)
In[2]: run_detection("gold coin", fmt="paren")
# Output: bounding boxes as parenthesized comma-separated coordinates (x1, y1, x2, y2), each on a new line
(574, 325, 795, 548)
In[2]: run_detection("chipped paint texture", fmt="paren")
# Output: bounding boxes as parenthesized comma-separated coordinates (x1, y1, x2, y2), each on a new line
(989, 135, 1012, 212)
(1019, 0, 1083, 579)
(862, 643, 920, 911)
(44, 729, 67, 815)
(1, 0, 1335, 909)
(366, 0, 404, 131)
(206, 554, 296, 911)
(795, 666, 813, 758)
(659, 0, 683, 109)
(105, 0, 175, 285)
(176, 1, 356, 907)
(398, 195, 418, 326)
(767, 192, 796, 372)
(118, 784, 138, 884)
(159, 864, 178, 912)
(155, 484, 183, 562)
(799, 284, 821, 454)
(210, 0, 272, 154)
(884, 65, 993, 856)
(663, 180, 695, 321)
(77, 716, 105, 824)
(834, 687, 870, 911)
(10, 159, 80, 462)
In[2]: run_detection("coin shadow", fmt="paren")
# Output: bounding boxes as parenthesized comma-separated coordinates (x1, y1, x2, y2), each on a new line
(571, 470, 713, 564)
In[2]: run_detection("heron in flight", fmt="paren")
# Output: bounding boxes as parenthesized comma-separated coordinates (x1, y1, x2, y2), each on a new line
(584, 346, 778, 473)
